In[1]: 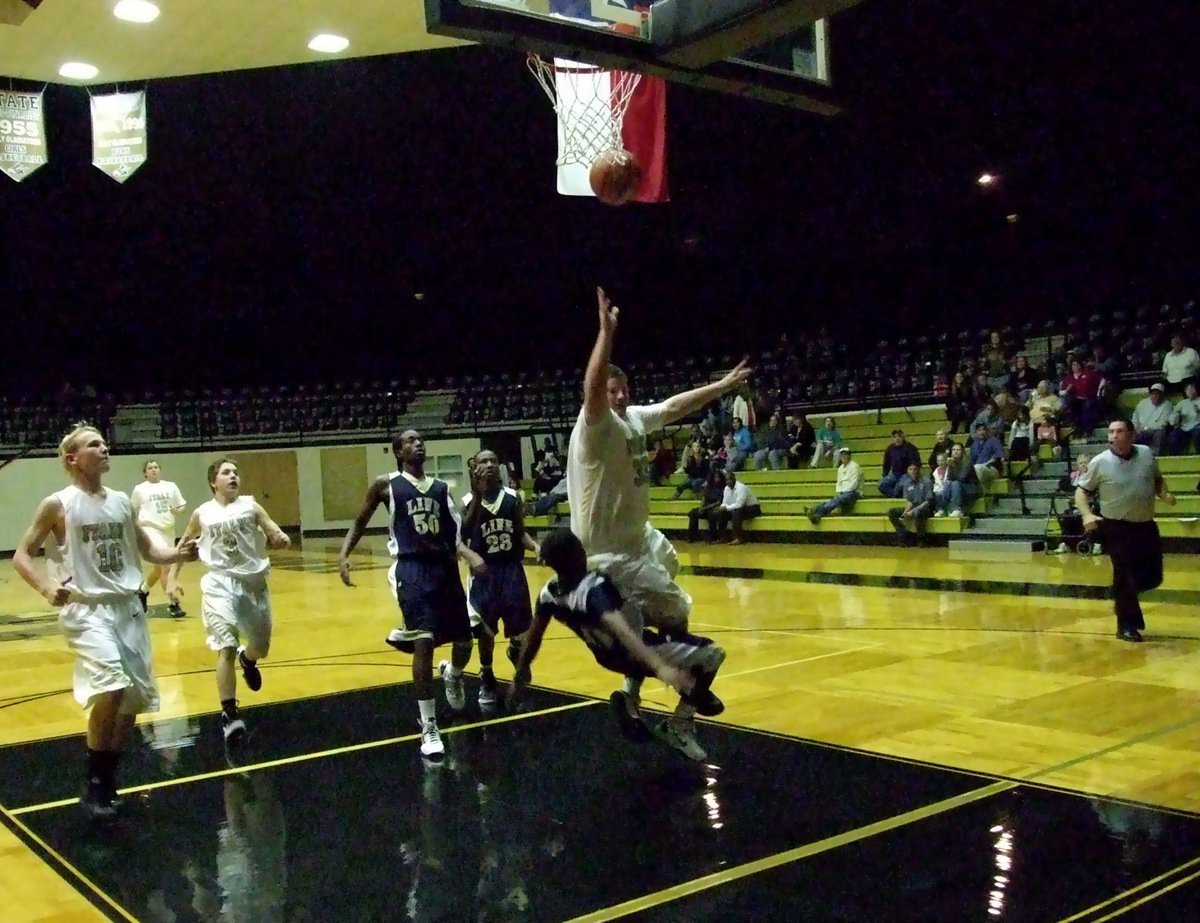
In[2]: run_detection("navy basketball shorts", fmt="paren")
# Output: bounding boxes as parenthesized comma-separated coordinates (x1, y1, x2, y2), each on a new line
(468, 562, 533, 637)
(393, 557, 471, 647)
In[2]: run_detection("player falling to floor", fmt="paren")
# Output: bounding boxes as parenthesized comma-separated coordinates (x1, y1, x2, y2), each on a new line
(338, 429, 487, 761)
(131, 458, 188, 617)
(170, 458, 290, 746)
(11, 424, 199, 822)
(461, 450, 542, 713)
(509, 528, 725, 760)
(569, 285, 748, 754)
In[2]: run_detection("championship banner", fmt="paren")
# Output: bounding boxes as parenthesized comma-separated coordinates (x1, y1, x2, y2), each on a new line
(0, 90, 48, 182)
(91, 91, 147, 183)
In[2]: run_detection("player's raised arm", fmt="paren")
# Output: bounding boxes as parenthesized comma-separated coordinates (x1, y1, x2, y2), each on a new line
(338, 476, 389, 586)
(656, 359, 753, 427)
(582, 286, 619, 426)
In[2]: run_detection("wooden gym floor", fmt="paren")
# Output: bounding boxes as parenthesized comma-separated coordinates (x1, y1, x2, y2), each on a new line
(2, 535, 1199, 921)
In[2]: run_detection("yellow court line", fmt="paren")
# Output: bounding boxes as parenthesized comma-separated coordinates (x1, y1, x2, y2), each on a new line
(717, 646, 878, 681)
(1055, 857, 1200, 922)
(1089, 867, 1200, 923)
(10, 699, 600, 816)
(0, 804, 139, 922)
(564, 780, 1015, 923)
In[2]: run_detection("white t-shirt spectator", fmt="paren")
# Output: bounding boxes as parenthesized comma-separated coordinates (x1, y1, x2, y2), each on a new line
(721, 481, 758, 510)
(1162, 347, 1200, 384)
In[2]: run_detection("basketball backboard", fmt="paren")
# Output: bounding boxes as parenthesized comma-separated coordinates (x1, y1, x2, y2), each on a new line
(425, 0, 858, 112)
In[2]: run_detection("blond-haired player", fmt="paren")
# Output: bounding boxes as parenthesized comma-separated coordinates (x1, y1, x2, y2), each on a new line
(12, 424, 198, 822)
(131, 458, 187, 617)
(569, 286, 748, 757)
(171, 458, 290, 747)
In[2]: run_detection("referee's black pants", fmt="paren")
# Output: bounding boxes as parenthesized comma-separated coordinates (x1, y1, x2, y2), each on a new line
(1099, 519, 1163, 632)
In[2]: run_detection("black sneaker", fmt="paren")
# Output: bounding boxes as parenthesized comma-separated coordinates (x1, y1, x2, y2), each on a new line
(609, 691, 651, 743)
(168, 601, 186, 618)
(238, 649, 262, 692)
(81, 783, 118, 824)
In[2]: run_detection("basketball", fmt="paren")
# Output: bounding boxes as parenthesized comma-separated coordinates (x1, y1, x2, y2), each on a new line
(589, 148, 642, 206)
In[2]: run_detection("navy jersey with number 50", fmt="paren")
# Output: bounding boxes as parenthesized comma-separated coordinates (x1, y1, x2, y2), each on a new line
(386, 473, 459, 560)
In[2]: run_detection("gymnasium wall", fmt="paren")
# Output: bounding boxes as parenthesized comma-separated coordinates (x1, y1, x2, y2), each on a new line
(0, 436, 481, 553)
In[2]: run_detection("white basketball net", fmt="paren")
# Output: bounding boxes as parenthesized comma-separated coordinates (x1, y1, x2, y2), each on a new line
(527, 53, 642, 167)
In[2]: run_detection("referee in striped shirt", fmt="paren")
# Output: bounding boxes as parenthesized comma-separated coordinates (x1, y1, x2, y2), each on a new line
(1075, 419, 1176, 642)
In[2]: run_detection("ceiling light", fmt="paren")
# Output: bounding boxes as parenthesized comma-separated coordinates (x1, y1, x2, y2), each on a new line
(308, 34, 350, 54)
(977, 172, 998, 186)
(114, 1, 160, 23)
(59, 62, 99, 80)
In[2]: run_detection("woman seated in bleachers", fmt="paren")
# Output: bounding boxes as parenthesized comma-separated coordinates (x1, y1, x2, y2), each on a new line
(673, 438, 712, 498)
(1007, 405, 1036, 473)
(810, 416, 842, 467)
(1170, 381, 1200, 455)
(753, 412, 790, 470)
(945, 371, 973, 434)
(787, 413, 815, 469)
(727, 417, 754, 472)
(934, 442, 979, 519)
(1028, 380, 1064, 459)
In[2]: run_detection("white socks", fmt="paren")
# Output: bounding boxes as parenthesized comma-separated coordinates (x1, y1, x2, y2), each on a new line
(418, 698, 437, 723)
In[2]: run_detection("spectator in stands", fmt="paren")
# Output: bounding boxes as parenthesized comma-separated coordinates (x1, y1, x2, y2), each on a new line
(1170, 382, 1200, 454)
(532, 475, 568, 516)
(686, 469, 727, 542)
(646, 439, 676, 487)
(991, 383, 1019, 425)
(787, 413, 815, 468)
(1029, 380, 1064, 456)
(533, 445, 564, 494)
(970, 372, 993, 416)
(1162, 333, 1199, 393)
(1008, 406, 1035, 472)
(931, 451, 950, 505)
(878, 429, 921, 498)
(927, 429, 957, 470)
(969, 422, 1005, 491)
(945, 371, 973, 434)
(1091, 342, 1121, 416)
(1132, 383, 1173, 455)
(753, 412, 790, 470)
(807, 447, 862, 524)
(971, 399, 1006, 440)
(712, 433, 732, 471)
(983, 331, 1012, 393)
(714, 470, 762, 545)
(673, 438, 711, 498)
(888, 462, 935, 544)
(935, 442, 979, 519)
(810, 416, 842, 467)
(1060, 357, 1100, 442)
(732, 388, 755, 432)
(728, 417, 753, 471)
(1011, 355, 1039, 403)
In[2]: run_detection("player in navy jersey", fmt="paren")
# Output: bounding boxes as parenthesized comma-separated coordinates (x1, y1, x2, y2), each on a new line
(339, 430, 487, 761)
(461, 450, 541, 712)
(508, 529, 726, 761)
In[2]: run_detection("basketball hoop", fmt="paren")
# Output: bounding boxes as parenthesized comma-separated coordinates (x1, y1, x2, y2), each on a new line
(526, 53, 642, 167)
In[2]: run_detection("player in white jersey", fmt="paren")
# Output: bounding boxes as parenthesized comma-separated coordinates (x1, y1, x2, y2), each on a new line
(569, 286, 749, 752)
(131, 459, 188, 617)
(12, 424, 199, 823)
(171, 458, 290, 746)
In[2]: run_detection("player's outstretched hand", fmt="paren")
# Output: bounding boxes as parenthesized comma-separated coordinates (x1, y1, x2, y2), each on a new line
(338, 559, 355, 587)
(718, 358, 753, 392)
(177, 538, 200, 562)
(597, 286, 619, 334)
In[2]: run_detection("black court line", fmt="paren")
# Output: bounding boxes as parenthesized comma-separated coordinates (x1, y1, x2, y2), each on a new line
(8, 687, 1200, 923)
(680, 564, 1200, 605)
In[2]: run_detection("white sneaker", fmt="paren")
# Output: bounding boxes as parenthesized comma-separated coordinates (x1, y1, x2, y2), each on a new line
(657, 719, 707, 761)
(949, 509, 963, 518)
(420, 719, 444, 760)
(1091, 544, 1103, 555)
(933, 509, 946, 518)
(439, 660, 467, 712)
